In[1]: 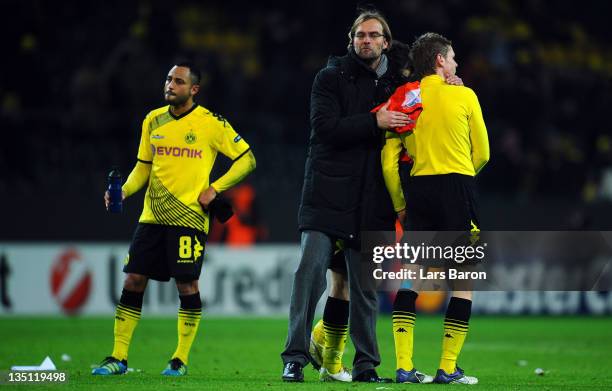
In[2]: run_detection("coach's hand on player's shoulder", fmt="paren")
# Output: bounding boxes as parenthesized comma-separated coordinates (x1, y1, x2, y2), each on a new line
(198, 186, 217, 210)
(376, 101, 411, 130)
(397, 209, 406, 226)
(445, 74, 464, 86)
(104, 190, 126, 210)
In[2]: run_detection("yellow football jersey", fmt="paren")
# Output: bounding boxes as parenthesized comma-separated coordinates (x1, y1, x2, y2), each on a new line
(135, 104, 250, 233)
(410, 75, 489, 177)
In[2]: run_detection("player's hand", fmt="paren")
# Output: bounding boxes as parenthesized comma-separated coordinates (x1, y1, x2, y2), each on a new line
(376, 101, 411, 130)
(104, 190, 125, 211)
(397, 209, 407, 226)
(198, 186, 218, 210)
(445, 74, 464, 86)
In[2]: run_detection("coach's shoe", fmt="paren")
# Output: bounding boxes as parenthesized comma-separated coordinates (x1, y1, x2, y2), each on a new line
(92, 356, 127, 375)
(319, 366, 352, 382)
(309, 329, 324, 371)
(396, 368, 434, 383)
(433, 367, 478, 384)
(353, 369, 392, 383)
(282, 362, 304, 382)
(161, 358, 188, 376)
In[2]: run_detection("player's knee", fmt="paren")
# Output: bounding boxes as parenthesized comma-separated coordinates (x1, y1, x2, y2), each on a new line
(124, 273, 148, 292)
(329, 272, 349, 300)
(452, 290, 473, 301)
(176, 279, 199, 295)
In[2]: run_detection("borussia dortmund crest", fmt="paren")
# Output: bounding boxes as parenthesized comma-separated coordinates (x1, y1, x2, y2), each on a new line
(185, 130, 197, 144)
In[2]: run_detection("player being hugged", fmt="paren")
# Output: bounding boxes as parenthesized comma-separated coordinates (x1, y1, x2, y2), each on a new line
(382, 33, 489, 385)
(93, 62, 256, 376)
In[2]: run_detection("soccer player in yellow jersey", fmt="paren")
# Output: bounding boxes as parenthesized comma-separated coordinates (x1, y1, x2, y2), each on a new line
(92, 62, 256, 376)
(381, 33, 489, 385)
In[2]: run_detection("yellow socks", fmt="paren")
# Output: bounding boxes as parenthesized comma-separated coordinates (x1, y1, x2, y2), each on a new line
(321, 296, 349, 374)
(439, 297, 472, 373)
(392, 290, 418, 370)
(312, 319, 325, 346)
(322, 322, 348, 373)
(111, 289, 144, 361)
(171, 293, 202, 364)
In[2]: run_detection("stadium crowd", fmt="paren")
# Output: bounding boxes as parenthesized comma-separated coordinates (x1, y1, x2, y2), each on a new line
(2, 0, 611, 239)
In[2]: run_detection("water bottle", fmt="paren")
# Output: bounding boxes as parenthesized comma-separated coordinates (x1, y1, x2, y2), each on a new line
(107, 168, 123, 213)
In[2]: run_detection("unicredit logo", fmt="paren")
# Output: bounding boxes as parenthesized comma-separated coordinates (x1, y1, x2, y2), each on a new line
(151, 145, 202, 159)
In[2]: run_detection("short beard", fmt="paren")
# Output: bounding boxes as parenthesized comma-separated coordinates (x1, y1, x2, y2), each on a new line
(356, 48, 381, 65)
(165, 94, 189, 107)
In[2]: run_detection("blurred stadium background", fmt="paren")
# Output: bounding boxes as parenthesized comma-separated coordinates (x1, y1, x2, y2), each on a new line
(2, 0, 612, 242)
(1, 1, 611, 388)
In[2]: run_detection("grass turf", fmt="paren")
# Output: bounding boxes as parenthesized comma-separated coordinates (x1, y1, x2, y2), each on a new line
(0, 316, 611, 390)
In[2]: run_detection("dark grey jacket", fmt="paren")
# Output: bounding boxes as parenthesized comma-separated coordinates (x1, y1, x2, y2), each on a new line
(298, 49, 409, 243)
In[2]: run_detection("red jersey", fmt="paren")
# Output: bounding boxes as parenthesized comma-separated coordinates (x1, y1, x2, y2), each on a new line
(371, 81, 422, 134)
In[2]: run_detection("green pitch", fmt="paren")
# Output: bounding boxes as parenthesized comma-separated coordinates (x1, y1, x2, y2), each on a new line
(1, 316, 611, 390)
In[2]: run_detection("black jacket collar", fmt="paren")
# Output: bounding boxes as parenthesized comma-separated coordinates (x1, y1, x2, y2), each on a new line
(327, 48, 404, 82)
